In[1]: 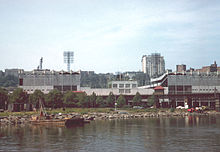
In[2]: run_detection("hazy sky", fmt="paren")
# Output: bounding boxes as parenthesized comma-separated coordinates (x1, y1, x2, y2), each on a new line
(0, 0, 220, 73)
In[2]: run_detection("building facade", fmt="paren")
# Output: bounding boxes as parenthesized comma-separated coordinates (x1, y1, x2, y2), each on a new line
(5, 69, 23, 77)
(108, 80, 138, 94)
(18, 69, 80, 94)
(144, 71, 220, 109)
(142, 53, 165, 78)
(176, 64, 186, 73)
(196, 61, 218, 73)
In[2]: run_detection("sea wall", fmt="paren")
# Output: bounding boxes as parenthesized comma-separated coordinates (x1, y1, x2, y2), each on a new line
(0, 110, 219, 125)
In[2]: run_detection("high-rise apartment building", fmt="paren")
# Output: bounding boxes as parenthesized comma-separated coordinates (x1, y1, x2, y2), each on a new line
(142, 53, 165, 78)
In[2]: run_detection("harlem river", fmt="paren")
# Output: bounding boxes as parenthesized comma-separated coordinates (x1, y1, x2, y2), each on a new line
(0, 115, 220, 152)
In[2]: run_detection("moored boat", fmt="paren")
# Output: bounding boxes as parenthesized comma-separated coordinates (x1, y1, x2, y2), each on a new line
(30, 99, 88, 127)
(30, 116, 86, 127)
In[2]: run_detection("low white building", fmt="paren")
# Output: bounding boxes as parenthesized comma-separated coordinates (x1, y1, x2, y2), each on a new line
(108, 80, 138, 94)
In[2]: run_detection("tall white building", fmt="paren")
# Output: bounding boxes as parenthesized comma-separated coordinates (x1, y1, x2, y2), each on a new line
(142, 53, 165, 78)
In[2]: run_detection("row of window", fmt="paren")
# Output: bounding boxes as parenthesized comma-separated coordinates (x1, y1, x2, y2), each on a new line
(192, 88, 216, 91)
(112, 84, 137, 88)
(24, 89, 52, 92)
(119, 89, 131, 94)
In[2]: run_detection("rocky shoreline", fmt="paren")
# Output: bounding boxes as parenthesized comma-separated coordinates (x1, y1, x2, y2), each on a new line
(0, 110, 219, 125)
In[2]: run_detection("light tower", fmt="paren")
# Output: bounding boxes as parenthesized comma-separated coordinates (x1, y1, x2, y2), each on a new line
(37, 57, 43, 70)
(63, 51, 74, 72)
(39, 57, 43, 70)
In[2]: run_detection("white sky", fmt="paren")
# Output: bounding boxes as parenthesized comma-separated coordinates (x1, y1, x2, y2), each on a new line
(0, 0, 220, 73)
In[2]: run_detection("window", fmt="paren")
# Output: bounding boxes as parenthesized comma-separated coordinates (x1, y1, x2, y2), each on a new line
(19, 78, 23, 86)
(125, 89, 131, 93)
(119, 84, 124, 88)
(168, 85, 175, 94)
(132, 84, 137, 88)
(113, 84, 117, 88)
(125, 84, 130, 88)
(119, 89, 124, 93)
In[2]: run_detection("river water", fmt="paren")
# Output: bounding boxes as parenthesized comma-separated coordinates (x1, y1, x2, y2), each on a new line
(0, 115, 220, 152)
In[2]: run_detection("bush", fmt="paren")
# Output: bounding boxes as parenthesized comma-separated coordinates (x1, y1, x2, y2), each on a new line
(170, 108, 175, 112)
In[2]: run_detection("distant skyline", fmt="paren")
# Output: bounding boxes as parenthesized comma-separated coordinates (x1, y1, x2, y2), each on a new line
(0, 0, 220, 73)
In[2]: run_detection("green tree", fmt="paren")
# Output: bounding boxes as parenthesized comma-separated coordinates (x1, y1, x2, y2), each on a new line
(95, 96, 105, 108)
(63, 91, 78, 107)
(45, 89, 63, 109)
(117, 94, 126, 108)
(29, 90, 45, 109)
(9, 88, 28, 111)
(89, 92, 97, 108)
(0, 88, 8, 110)
(76, 92, 89, 108)
(147, 94, 155, 107)
(132, 92, 142, 106)
(10, 88, 28, 104)
(106, 92, 115, 107)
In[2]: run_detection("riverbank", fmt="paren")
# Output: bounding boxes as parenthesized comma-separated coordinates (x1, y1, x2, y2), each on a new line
(0, 108, 220, 125)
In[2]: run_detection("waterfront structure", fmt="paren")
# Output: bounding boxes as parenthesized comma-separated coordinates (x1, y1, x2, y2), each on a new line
(81, 69, 220, 110)
(18, 69, 80, 94)
(176, 64, 186, 73)
(140, 71, 220, 109)
(141, 53, 165, 78)
(81, 80, 153, 105)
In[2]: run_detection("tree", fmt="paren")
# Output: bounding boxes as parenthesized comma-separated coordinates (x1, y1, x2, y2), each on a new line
(89, 92, 97, 108)
(9, 88, 28, 111)
(147, 94, 155, 107)
(76, 92, 89, 108)
(45, 89, 63, 109)
(117, 94, 126, 108)
(95, 96, 105, 108)
(133, 92, 142, 106)
(0, 88, 8, 110)
(10, 88, 28, 104)
(106, 92, 115, 107)
(63, 91, 78, 107)
(29, 90, 45, 109)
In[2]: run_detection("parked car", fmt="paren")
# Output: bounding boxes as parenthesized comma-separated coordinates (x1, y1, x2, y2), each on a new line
(176, 106, 185, 109)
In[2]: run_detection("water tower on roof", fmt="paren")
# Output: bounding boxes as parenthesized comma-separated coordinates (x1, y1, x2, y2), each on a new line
(63, 51, 74, 72)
